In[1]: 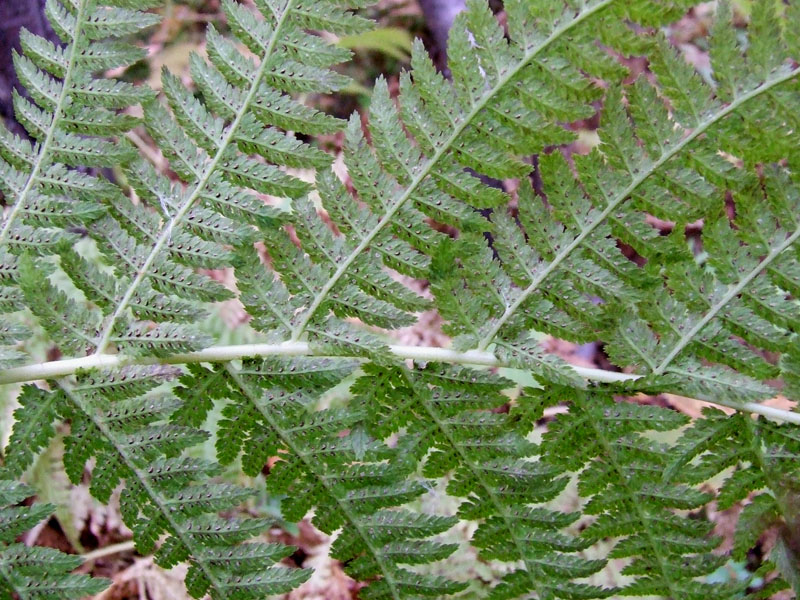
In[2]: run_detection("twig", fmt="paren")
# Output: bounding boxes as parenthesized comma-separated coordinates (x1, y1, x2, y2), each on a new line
(81, 540, 136, 563)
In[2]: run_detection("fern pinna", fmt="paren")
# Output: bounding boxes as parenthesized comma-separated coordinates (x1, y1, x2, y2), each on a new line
(0, 0, 799, 598)
(0, 479, 110, 598)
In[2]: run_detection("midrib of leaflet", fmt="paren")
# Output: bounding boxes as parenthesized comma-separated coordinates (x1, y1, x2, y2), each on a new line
(287, 0, 617, 341)
(474, 64, 800, 351)
(93, 0, 298, 353)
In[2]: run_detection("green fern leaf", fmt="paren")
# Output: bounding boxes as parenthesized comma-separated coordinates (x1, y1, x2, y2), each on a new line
(2, 1, 800, 598)
(0, 480, 110, 598)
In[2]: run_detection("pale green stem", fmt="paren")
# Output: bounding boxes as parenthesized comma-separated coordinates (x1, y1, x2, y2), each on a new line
(1, 342, 796, 424)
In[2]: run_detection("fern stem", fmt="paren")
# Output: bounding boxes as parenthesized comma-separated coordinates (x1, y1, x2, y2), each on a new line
(1, 343, 797, 424)
(288, 0, 617, 341)
(475, 64, 800, 351)
(93, 0, 297, 353)
(57, 382, 232, 599)
(653, 224, 800, 375)
(224, 365, 404, 600)
(0, 343, 632, 382)
(0, 0, 88, 246)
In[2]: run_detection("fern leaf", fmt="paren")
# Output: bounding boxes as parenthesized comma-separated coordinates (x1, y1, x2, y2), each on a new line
(204, 362, 467, 599)
(83, 0, 375, 357)
(0, 480, 110, 598)
(355, 363, 606, 600)
(263, 0, 632, 349)
(406, 2, 799, 382)
(50, 371, 309, 599)
(3, 1, 800, 598)
(539, 389, 732, 599)
(666, 408, 800, 592)
(607, 164, 799, 407)
(0, 0, 155, 366)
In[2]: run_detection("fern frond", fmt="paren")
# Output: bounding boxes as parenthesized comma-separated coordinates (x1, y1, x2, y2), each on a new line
(3, 0, 800, 597)
(0, 480, 110, 598)
(536, 388, 736, 599)
(666, 408, 800, 593)
(2, 363, 308, 599)
(354, 363, 607, 600)
(84, 0, 375, 356)
(0, 0, 156, 366)
(54, 371, 308, 599)
(191, 361, 469, 600)
(453, 1, 800, 363)
(261, 0, 642, 353)
(606, 163, 799, 406)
